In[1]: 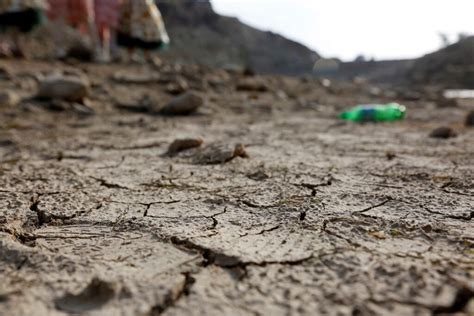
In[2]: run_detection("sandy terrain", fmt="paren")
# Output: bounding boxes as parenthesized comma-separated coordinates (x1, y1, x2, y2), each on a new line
(0, 59, 473, 316)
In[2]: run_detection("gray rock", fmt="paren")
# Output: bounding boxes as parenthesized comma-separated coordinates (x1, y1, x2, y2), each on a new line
(37, 75, 90, 102)
(160, 92, 203, 116)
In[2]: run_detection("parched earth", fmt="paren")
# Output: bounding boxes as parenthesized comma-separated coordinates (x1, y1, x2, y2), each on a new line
(0, 59, 473, 316)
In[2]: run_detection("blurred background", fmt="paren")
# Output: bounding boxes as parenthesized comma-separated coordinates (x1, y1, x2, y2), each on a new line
(1, 0, 473, 87)
(213, 0, 474, 61)
(158, 0, 473, 87)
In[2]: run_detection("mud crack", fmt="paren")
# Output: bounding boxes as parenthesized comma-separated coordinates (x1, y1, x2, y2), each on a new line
(169, 236, 313, 268)
(295, 175, 334, 195)
(28, 193, 78, 227)
(422, 206, 473, 221)
(351, 198, 392, 215)
(90, 176, 131, 190)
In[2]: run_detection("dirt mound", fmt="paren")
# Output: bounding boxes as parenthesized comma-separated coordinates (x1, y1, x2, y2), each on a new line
(409, 36, 474, 88)
(158, 0, 320, 75)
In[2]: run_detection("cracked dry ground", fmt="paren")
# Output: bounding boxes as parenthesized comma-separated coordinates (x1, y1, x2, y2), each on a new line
(0, 60, 473, 316)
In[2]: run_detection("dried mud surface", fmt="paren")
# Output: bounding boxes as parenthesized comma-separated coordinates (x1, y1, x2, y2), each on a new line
(0, 60, 473, 316)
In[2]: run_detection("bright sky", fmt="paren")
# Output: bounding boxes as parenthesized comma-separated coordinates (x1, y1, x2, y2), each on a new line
(212, 0, 474, 61)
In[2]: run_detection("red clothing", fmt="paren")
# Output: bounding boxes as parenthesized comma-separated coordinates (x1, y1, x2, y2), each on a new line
(47, 0, 93, 28)
(94, 0, 121, 32)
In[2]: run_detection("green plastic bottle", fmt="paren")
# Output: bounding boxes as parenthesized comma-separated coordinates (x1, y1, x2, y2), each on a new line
(339, 103, 406, 122)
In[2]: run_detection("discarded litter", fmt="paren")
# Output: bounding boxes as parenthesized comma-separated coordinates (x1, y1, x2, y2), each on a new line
(339, 103, 406, 122)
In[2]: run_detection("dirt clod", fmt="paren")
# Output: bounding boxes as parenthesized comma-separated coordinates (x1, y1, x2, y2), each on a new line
(429, 126, 457, 139)
(166, 138, 203, 156)
(194, 143, 248, 164)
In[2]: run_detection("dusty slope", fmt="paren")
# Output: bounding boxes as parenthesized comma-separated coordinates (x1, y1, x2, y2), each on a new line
(158, 0, 320, 75)
(409, 37, 474, 88)
(0, 59, 473, 316)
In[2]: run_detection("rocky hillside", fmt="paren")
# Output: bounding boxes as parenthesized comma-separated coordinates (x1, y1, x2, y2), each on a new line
(157, 0, 320, 75)
(409, 36, 474, 88)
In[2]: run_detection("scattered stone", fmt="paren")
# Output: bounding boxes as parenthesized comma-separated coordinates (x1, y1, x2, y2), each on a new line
(465, 111, 474, 127)
(429, 126, 457, 139)
(166, 77, 189, 95)
(320, 78, 331, 88)
(421, 224, 433, 233)
(160, 92, 203, 116)
(55, 278, 116, 313)
(37, 74, 90, 102)
(385, 150, 396, 161)
(236, 78, 269, 92)
(112, 72, 160, 84)
(275, 90, 288, 100)
(369, 231, 387, 239)
(0, 91, 21, 107)
(247, 170, 270, 181)
(194, 143, 248, 165)
(166, 138, 203, 156)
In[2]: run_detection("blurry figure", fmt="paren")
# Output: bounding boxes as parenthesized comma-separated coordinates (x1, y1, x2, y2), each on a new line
(117, 0, 169, 63)
(94, 0, 121, 62)
(0, 0, 47, 57)
(47, 0, 97, 58)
